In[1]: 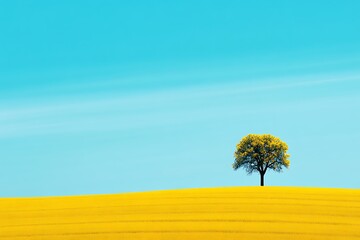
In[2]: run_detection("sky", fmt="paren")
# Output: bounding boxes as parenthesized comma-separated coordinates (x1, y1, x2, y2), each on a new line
(0, 0, 360, 197)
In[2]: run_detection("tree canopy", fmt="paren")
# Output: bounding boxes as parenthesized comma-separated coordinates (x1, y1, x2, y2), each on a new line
(233, 134, 290, 186)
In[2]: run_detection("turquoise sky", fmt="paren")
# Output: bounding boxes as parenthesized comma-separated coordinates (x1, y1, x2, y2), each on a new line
(1, 1, 360, 196)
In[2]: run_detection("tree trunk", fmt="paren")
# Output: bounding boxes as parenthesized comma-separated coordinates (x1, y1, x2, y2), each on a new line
(260, 172, 264, 186)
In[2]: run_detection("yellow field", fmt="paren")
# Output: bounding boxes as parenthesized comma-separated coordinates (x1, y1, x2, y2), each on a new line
(0, 187, 359, 240)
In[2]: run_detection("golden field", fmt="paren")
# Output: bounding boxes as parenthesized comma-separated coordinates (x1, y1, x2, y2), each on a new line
(0, 187, 359, 240)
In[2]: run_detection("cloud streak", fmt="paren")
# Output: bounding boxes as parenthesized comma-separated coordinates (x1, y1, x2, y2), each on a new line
(1, 72, 359, 138)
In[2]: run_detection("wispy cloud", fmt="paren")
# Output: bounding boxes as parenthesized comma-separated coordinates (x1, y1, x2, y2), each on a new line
(1, 72, 359, 138)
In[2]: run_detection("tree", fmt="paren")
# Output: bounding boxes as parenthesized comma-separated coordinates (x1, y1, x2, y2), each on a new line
(232, 134, 290, 186)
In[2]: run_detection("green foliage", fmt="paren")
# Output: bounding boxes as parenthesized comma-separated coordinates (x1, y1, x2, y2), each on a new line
(233, 134, 290, 185)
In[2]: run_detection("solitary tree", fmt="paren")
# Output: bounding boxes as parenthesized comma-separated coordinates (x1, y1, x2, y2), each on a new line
(232, 134, 290, 186)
